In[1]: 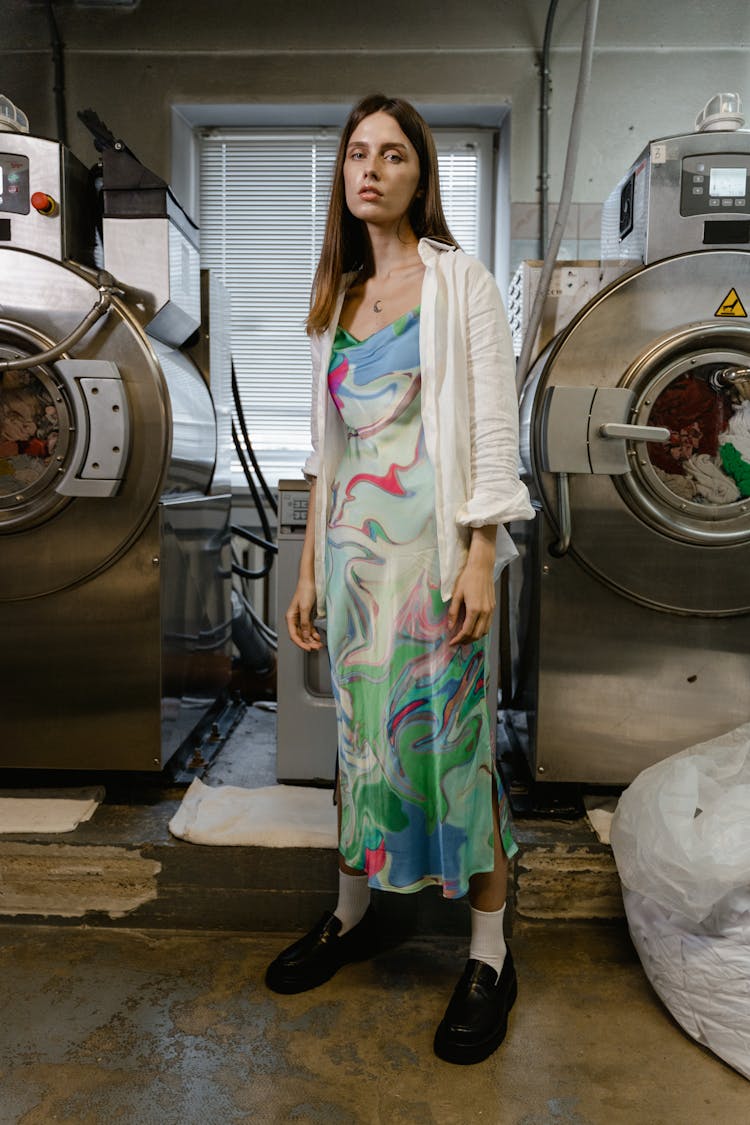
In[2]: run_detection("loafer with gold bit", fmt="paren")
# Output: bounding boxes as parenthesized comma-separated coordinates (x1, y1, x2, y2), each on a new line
(265, 907, 378, 994)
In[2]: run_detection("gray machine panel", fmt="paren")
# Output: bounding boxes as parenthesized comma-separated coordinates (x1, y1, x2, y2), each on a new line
(533, 511, 750, 783)
(602, 131, 750, 264)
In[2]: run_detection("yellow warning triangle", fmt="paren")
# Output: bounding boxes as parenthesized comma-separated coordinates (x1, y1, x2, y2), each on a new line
(715, 288, 748, 317)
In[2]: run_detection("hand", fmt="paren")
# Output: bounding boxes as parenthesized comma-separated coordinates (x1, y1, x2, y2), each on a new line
(447, 527, 496, 647)
(286, 579, 323, 652)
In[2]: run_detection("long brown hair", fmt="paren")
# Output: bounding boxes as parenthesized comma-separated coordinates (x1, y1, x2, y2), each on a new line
(306, 94, 458, 335)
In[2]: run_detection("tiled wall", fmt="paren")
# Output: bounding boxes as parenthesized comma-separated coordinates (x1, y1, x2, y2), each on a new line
(509, 202, 603, 279)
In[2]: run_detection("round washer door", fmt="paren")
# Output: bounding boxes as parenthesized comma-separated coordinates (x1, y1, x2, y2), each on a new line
(0, 250, 171, 601)
(527, 250, 750, 615)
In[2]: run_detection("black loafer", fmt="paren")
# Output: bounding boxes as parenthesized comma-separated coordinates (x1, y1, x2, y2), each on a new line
(265, 907, 378, 994)
(433, 951, 517, 1065)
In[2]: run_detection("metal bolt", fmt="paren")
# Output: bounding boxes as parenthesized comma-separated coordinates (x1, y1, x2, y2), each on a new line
(152, 556, 160, 566)
(538, 765, 546, 774)
(639, 458, 647, 466)
(542, 564, 550, 574)
(644, 399, 651, 405)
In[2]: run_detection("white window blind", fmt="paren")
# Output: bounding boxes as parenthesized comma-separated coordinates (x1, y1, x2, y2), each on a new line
(199, 127, 493, 486)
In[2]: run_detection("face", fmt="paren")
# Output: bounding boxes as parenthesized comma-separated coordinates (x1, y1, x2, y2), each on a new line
(343, 111, 421, 230)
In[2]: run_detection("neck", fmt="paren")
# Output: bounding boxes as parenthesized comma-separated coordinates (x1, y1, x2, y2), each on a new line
(365, 221, 420, 280)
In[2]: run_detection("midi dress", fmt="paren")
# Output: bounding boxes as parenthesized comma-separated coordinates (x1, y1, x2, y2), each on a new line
(324, 307, 517, 899)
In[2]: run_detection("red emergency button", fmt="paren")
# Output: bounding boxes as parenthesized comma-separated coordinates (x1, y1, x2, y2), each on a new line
(31, 192, 58, 217)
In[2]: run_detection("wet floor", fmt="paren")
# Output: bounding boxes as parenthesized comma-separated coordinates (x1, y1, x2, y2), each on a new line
(0, 921, 746, 1124)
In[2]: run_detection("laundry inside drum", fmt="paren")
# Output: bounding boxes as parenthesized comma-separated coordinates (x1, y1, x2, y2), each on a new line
(645, 366, 750, 507)
(0, 368, 61, 504)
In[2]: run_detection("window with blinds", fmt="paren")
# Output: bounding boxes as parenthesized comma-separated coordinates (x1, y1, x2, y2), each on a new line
(199, 128, 494, 486)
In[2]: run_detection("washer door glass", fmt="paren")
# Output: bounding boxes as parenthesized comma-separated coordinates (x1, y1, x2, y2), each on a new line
(624, 350, 750, 544)
(0, 360, 71, 528)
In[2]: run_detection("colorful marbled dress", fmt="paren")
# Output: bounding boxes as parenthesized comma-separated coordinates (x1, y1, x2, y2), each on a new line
(325, 308, 517, 899)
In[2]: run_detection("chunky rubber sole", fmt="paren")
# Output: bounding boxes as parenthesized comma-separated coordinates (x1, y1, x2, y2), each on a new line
(265, 911, 379, 995)
(265, 940, 377, 995)
(433, 973, 518, 1065)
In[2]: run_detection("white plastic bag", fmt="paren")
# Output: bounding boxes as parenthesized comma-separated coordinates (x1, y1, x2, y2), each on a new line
(610, 721, 750, 925)
(622, 888, 750, 1081)
(610, 722, 750, 1081)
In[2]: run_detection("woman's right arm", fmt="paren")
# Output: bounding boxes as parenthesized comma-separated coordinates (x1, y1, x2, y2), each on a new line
(285, 480, 322, 652)
(287, 331, 324, 651)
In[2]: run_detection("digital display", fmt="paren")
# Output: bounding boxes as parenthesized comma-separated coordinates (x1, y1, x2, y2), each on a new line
(0, 153, 30, 215)
(709, 167, 747, 198)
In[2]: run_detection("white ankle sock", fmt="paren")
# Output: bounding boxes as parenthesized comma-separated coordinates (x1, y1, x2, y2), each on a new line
(333, 870, 370, 935)
(469, 904, 507, 981)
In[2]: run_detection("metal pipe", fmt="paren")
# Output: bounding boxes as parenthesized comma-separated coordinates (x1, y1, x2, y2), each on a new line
(517, 0, 601, 395)
(549, 472, 572, 556)
(539, 0, 560, 258)
(0, 273, 121, 371)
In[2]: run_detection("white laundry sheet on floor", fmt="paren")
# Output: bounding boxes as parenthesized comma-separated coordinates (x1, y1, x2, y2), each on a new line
(169, 778, 338, 847)
(583, 795, 619, 845)
(0, 787, 105, 833)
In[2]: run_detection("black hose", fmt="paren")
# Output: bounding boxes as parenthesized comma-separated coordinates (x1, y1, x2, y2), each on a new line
(44, 1, 67, 147)
(231, 361, 278, 514)
(232, 424, 273, 542)
(238, 590, 278, 647)
(231, 524, 278, 555)
(233, 560, 274, 581)
(231, 539, 273, 582)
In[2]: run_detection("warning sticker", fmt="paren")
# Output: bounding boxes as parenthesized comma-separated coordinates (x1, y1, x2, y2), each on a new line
(715, 288, 748, 317)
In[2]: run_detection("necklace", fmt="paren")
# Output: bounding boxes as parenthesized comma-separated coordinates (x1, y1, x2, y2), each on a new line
(373, 299, 383, 314)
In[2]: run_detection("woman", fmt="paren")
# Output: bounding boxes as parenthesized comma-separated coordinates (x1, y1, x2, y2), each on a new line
(265, 94, 533, 1065)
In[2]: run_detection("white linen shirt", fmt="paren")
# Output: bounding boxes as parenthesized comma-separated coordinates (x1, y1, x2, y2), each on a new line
(303, 237, 534, 614)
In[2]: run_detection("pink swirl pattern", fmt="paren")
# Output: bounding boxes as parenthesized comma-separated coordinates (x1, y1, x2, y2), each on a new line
(325, 310, 517, 898)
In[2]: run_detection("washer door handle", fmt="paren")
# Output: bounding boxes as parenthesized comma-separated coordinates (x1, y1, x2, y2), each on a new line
(53, 359, 130, 498)
(599, 422, 670, 442)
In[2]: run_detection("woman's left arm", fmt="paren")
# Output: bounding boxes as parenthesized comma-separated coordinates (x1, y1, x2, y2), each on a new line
(449, 261, 532, 645)
(455, 263, 531, 529)
(447, 523, 497, 646)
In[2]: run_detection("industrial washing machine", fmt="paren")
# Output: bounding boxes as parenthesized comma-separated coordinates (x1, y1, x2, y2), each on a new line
(0, 111, 232, 770)
(509, 98, 750, 785)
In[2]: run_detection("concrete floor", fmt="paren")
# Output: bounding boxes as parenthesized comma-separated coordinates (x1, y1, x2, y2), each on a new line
(0, 922, 747, 1125)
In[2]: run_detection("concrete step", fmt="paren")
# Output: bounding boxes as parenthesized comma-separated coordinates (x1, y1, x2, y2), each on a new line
(0, 798, 623, 936)
(0, 705, 624, 935)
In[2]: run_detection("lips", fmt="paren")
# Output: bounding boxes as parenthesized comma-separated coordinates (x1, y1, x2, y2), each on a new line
(359, 186, 382, 200)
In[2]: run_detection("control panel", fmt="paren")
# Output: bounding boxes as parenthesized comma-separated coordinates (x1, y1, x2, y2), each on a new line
(681, 154, 750, 216)
(0, 153, 30, 215)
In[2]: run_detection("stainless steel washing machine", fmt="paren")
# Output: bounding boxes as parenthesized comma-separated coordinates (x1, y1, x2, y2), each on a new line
(509, 111, 750, 784)
(0, 128, 232, 770)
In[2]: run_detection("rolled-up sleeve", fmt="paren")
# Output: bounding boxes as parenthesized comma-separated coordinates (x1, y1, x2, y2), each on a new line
(455, 263, 534, 528)
(302, 333, 322, 481)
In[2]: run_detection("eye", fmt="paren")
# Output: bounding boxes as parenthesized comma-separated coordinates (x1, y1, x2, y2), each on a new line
(348, 149, 365, 160)
(385, 151, 403, 163)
